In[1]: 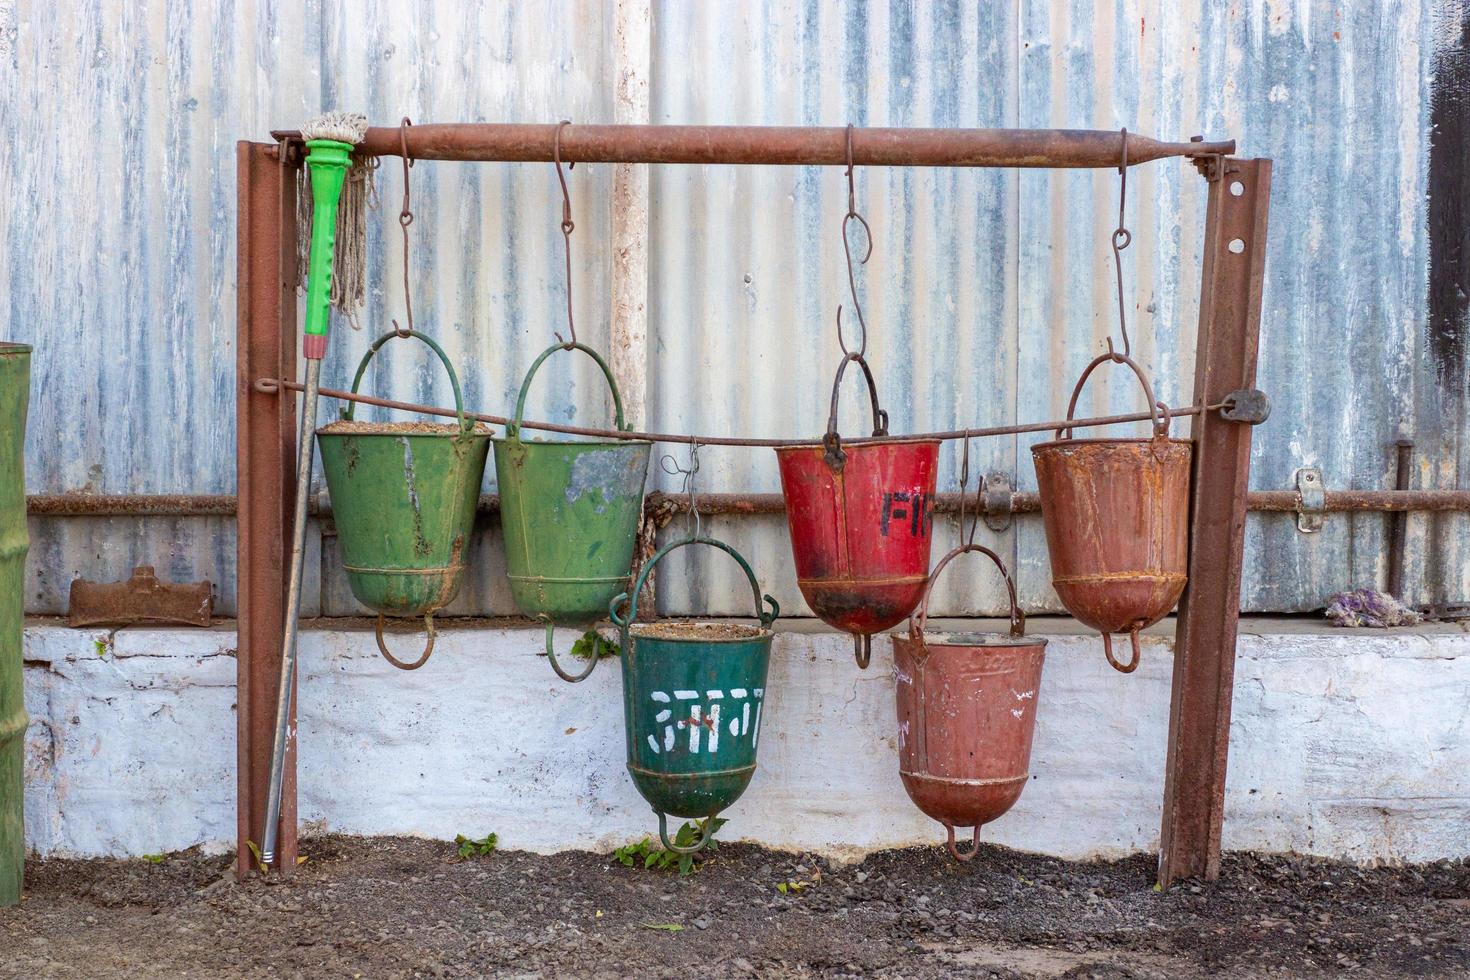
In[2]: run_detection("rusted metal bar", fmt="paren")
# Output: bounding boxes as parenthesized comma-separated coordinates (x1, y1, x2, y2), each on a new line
(254, 376, 1214, 447)
(1387, 439, 1415, 597)
(235, 140, 299, 878)
(319, 124, 1235, 169)
(24, 487, 1470, 519)
(26, 493, 238, 516)
(1159, 158, 1272, 889)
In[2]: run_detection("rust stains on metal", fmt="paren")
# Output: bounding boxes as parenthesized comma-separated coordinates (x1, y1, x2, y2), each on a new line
(68, 566, 213, 628)
(335, 123, 1235, 169)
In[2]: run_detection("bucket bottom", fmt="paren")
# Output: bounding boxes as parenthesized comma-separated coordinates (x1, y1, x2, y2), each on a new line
(899, 771, 1028, 829)
(800, 575, 928, 635)
(627, 763, 756, 820)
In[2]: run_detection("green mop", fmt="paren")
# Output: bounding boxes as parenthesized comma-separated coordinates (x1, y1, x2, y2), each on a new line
(261, 111, 370, 870)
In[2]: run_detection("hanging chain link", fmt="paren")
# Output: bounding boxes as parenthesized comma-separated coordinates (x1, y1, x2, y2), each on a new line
(392, 117, 416, 338)
(1107, 128, 1132, 360)
(660, 442, 702, 541)
(553, 120, 578, 349)
(837, 123, 873, 358)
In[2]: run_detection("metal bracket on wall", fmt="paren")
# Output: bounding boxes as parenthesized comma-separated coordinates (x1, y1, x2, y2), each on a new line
(982, 473, 1014, 532)
(1294, 467, 1326, 533)
(1219, 389, 1271, 425)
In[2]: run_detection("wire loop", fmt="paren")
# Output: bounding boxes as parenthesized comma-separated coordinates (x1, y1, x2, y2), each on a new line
(660, 441, 702, 540)
(1108, 128, 1132, 359)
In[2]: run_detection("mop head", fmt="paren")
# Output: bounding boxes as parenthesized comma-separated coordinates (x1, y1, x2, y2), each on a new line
(301, 111, 369, 145)
(1324, 589, 1422, 628)
(296, 112, 375, 329)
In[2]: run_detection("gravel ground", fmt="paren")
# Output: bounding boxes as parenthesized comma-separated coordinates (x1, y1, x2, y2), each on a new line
(1, 836, 1466, 978)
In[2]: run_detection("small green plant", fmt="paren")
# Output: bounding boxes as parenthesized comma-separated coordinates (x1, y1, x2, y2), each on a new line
(455, 832, 498, 859)
(611, 817, 726, 877)
(141, 853, 165, 865)
(94, 638, 110, 658)
(571, 630, 620, 661)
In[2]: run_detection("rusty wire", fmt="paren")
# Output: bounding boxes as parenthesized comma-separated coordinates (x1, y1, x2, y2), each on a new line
(255, 374, 1219, 447)
(660, 442, 702, 540)
(1108, 128, 1132, 359)
(955, 433, 986, 548)
(836, 123, 873, 358)
(392, 118, 416, 338)
(553, 120, 578, 348)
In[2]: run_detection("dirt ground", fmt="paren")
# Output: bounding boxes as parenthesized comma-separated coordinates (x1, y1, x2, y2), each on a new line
(1, 837, 1466, 979)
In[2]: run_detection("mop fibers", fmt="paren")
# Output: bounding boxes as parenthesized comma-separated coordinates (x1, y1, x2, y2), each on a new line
(297, 112, 374, 330)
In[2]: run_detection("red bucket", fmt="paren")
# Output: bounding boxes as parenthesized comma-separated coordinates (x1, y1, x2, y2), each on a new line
(891, 544, 1046, 861)
(775, 354, 940, 668)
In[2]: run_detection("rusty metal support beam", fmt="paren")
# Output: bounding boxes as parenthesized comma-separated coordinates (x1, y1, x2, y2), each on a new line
(235, 141, 298, 878)
(311, 123, 1236, 169)
(24, 487, 1470, 518)
(1159, 158, 1272, 889)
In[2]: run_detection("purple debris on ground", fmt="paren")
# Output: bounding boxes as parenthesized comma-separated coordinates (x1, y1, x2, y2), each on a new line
(1324, 589, 1422, 628)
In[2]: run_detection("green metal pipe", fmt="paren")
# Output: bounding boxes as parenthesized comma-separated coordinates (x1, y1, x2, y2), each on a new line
(0, 342, 30, 905)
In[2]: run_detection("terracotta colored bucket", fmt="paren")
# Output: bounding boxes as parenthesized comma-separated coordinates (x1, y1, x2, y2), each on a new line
(1030, 353, 1190, 673)
(892, 544, 1046, 862)
(775, 354, 939, 668)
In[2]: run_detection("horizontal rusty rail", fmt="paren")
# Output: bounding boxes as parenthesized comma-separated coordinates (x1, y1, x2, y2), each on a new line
(253, 375, 1212, 448)
(271, 124, 1235, 169)
(26, 489, 1470, 518)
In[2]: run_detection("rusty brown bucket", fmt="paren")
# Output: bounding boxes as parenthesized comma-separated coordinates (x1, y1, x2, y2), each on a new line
(892, 544, 1046, 862)
(1030, 353, 1190, 673)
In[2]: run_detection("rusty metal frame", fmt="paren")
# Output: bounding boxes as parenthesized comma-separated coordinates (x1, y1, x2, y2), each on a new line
(1158, 158, 1273, 887)
(236, 139, 299, 877)
(235, 123, 1272, 888)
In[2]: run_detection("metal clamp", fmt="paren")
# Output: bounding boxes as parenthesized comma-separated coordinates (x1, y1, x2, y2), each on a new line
(981, 472, 1013, 533)
(1219, 389, 1271, 425)
(1294, 467, 1325, 533)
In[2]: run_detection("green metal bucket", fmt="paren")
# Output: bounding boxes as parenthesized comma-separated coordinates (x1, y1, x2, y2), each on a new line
(610, 537, 779, 854)
(317, 330, 490, 670)
(493, 342, 650, 682)
(0, 342, 29, 906)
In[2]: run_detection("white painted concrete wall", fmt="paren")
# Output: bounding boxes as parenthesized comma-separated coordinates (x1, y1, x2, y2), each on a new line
(20, 620, 1470, 863)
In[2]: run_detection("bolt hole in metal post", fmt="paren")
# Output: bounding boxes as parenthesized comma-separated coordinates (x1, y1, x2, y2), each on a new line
(1228, 238, 1246, 254)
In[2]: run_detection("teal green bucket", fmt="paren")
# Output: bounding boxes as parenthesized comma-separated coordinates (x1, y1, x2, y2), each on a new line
(0, 342, 29, 906)
(610, 537, 778, 854)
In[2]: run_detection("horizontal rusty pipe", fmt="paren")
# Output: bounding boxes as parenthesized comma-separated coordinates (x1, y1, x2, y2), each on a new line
(27, 489, 1470, 518)
(270, 124, 1234, 169)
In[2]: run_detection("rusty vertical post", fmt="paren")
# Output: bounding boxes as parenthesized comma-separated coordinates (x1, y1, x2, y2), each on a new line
(236, 140, 300, 877)
(1157, 158, 1271, 888)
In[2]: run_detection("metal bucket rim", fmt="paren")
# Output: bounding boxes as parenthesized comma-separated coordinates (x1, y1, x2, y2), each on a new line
(0, 342, 31, 355)
(317, 423, 493, 440)
(1030, 436, 1191, 453)
(772, 436, 943, 454)
(629, 620, 773, 643)
(494, 434, 649, 450)
(906, 630, 1048, 650)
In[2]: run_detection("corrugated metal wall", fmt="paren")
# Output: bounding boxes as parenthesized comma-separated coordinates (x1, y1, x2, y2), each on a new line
(3, 0, 1465, 617)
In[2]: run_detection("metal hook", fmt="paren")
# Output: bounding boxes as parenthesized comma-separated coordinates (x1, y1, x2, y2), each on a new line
(836, 123, 872, 358)
(957, 433, 983, 547)
(1108, 127, 1132, 359)
(660, 441, 702, 541)
(394, 117, 416, 339)
(553, 120, 577, 349)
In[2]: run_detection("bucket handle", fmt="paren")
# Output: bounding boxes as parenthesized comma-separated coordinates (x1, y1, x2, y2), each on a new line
(609, 536, 779, 633)
(655, 811, 721, 855)
(507, 341, 629, 440)
(1102, 628, 1143, 674)
(910, 544, 1024, 640)
(342, 329, 473, 435)
(1056, 351, 1168, 442)
(375, 614, 437, 670)
(541, 616, 601, 683)
(822, 352, 889, 470)
(943, 823, 983, 862)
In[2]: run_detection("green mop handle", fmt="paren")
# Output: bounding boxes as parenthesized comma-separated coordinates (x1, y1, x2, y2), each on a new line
(301, 139, 354, 359)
